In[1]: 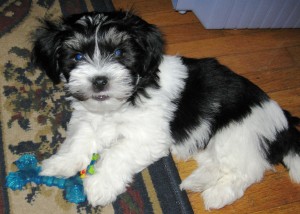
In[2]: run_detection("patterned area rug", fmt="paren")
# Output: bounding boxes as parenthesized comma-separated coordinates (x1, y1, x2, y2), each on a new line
(0, 0, 193, 213)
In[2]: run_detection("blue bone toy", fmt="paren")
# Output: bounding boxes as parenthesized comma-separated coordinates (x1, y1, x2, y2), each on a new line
(6, 154, 99, 204)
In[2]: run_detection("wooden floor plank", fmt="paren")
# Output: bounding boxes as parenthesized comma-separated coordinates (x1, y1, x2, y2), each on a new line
(218, 48, 296, 75)
(161, 23, 226, 44)
(167, 30, 300, 58)
(142, 11, 200, 28)
(287, 45, 300, 67)
(245, 67, 300, 93)
(252, 202, 300, 214)
(113, 0, 173, 14)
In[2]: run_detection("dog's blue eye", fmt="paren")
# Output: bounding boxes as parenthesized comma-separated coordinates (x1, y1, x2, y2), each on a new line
(74, 53, 84, 61)
(114, 49, 123, 57)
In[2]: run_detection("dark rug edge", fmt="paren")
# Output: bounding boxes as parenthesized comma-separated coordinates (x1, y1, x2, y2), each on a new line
(0, 122, 10, 214)
(162, 156, 194, 214)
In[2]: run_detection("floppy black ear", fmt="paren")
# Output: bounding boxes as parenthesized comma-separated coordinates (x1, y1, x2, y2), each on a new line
(31, 19, 66, 84)
(124, 12, 165, 75)
(142, 24, 165, 74)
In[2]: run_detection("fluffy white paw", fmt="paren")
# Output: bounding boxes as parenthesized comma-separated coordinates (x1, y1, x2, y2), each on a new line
(180, 174, 205, 192)
(40, 155, 90, 178)
(202, 184, 244, 210)
(180, 166, 221, 192)
(84, 174, 125, 207)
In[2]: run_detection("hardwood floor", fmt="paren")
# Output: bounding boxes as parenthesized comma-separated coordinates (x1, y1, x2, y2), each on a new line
(113, 0, 300, 213)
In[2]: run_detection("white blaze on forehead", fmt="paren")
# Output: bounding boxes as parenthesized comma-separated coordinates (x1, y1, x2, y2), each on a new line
(92, 27, 130, 66)
(93, 22, 101, 64)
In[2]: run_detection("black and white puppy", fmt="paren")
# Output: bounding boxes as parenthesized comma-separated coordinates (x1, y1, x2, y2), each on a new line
(31, 11, 300, 209)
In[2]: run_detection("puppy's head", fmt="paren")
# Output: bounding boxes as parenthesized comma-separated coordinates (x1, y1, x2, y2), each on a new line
(31, 11, 164, 111)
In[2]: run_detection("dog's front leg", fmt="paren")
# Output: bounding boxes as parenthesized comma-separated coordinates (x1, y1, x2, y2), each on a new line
(84, 138, 170, 206)
(40, 117, 97, 178)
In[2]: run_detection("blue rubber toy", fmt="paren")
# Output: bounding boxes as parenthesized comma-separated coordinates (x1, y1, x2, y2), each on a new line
(6, 154, 99, 204)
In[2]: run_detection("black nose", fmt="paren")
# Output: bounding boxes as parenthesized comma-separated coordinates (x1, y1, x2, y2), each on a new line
(92, 76, 108, 92)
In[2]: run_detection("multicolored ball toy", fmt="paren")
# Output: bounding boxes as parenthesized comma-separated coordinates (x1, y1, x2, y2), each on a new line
(6, 153, 100, 204)
(79, 153, 99, 178)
